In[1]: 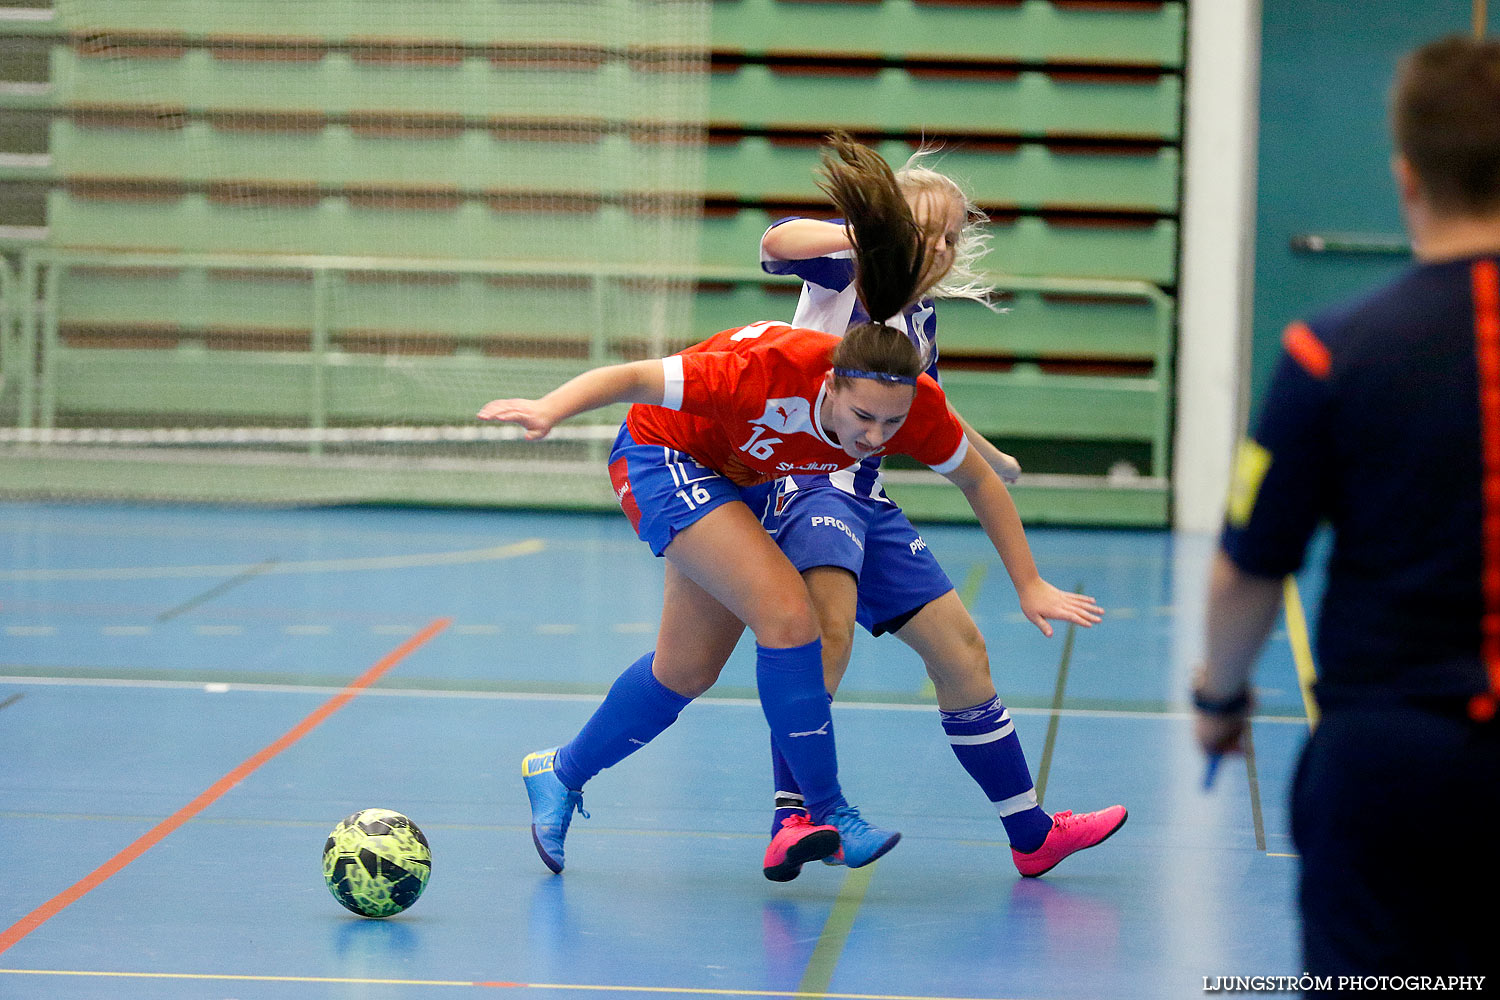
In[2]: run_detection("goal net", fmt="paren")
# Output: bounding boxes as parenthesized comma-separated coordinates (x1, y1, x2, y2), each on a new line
(1, 0, 710, 507)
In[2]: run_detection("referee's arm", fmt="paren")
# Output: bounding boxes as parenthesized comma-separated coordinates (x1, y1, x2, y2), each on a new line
(1194, 550, 1283, 755)
(1195, 327, 1333, 756)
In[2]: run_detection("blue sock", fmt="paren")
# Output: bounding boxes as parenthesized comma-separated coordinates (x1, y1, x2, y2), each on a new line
(554, 652, 691, 791)
(757, 640, 845, 820)
(941, 695, 1052, 853)
(768, 691, 833, 835)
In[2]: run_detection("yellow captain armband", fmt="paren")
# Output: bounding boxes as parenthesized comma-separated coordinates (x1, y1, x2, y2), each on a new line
(1226, 437, 1272, 528)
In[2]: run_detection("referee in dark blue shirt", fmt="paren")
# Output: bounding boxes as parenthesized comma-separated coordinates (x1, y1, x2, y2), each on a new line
(1195, 35, 1500, 980)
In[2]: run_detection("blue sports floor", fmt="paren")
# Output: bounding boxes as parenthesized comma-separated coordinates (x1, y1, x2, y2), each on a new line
(0, 501, 1316, 999)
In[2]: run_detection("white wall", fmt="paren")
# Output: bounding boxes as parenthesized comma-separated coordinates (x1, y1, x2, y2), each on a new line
(1173, 0, 1263, 534)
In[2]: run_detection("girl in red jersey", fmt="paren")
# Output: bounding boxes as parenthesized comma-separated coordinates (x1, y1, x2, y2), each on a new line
(481, 141, 1099, 876)
(753, 140, 1125, 882)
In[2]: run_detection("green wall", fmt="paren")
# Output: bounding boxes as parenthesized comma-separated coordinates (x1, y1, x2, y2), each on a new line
(1249, 0, 1492, 414)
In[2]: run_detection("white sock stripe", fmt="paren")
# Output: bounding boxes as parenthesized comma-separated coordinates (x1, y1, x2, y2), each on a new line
(774, 791, 805, 803)
(947, 721, 1015, 744)
(994, 788, 1039, 817)
(940, 703, 1009, 725)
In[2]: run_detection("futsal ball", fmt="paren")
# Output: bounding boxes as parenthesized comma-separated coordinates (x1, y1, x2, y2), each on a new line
(322, 808, 431, 918)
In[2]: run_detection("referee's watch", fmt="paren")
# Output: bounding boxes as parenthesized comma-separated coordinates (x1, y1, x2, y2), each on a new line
(1191, 683, 1252, 716)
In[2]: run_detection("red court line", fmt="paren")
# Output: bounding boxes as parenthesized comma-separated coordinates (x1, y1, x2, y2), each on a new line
(0, 617, 453, 955)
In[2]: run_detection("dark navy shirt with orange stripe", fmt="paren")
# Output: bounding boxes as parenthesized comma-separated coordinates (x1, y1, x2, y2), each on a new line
(1221, 254, 1500, 714)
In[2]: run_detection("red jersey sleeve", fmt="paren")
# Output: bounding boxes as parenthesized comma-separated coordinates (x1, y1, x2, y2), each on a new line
(888, 376, 969, 473)
(669, 349, 764, 425)
(656, 323, 823, 423)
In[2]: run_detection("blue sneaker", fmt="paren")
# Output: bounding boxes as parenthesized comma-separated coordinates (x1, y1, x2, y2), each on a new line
(522, 748, 588, 873)
(819, 805, 900, 868)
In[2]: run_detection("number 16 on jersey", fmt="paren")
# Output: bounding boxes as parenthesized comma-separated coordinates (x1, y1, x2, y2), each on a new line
(676, 483, 712, 509)
(740, 425, 782, 461)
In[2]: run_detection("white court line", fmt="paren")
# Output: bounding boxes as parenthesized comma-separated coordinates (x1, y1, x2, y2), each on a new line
(0, 538, 545, 582)
(0, 674, 1312, 723)
(2, 620, 641, 637)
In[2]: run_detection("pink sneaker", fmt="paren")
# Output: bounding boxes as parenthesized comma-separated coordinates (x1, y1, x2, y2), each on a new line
(763, 813, 840, 882)
(1011, 805, 1128, 878)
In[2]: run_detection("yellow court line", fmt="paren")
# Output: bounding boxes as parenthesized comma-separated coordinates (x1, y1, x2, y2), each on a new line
(800, 865, 876, 996)
(0, 538, 545, 581)
(0, 969, 1030, 1000)
(1281, 576, 1320, 730)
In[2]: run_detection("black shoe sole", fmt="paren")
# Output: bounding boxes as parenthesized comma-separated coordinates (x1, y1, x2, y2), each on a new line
(763, 829, 841, 882)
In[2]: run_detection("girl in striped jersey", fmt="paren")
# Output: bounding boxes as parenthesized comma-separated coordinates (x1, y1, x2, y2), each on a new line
(480, 137, 1101, 877)
(754, 138, 1126, 881)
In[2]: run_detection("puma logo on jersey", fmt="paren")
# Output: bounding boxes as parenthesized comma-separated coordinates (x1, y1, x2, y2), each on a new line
(752, 397, 812, 433)
(787, 721, 830, 738)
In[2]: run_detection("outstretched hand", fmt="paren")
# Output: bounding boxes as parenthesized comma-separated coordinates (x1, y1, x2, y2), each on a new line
(993, 450, 1022, 484)
(477, 399, 555, 440)
(1018, 579, 1104, 637)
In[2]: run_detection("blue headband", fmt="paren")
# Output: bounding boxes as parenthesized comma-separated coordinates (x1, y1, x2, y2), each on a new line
(831, 367, 918, 387)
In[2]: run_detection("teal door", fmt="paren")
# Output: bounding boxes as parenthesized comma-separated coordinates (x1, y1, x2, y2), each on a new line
(1249, 0, 1493, 412)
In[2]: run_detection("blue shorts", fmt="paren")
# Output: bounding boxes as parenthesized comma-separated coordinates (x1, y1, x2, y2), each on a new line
(608, 423, 750, 557)
(768, 480, 954, 636)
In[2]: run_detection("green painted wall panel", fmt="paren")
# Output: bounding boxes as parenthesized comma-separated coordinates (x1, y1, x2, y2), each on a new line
(50, 122, 651, 194)
(941, 368, 1161, 440)
(57, 0, 672, 48)
(936, 295, 1163, 360)
(48, 347, 609, 423)
(50, 51, 1178, 138)
(705, 137, 1179, 212)
(707, 66, 1180, 139)
(51, 123, 1179, 213)
(700, 212, 1178, 283)
(711, 0, 1185, 67)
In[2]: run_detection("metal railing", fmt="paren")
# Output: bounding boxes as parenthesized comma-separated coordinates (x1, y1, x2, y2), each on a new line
(6, 245, 1175, 477)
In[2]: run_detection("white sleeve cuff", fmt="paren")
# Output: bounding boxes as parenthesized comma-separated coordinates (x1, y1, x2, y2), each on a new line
(928, 435, 970, 475)
(660, 356, 685, 410)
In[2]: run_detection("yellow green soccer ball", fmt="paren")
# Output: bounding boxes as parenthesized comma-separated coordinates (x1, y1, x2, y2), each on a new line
(322, 808, 431, 918)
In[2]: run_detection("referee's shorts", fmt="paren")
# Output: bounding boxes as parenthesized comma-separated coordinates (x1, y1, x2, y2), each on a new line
(1292, 697, 1500, 984)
